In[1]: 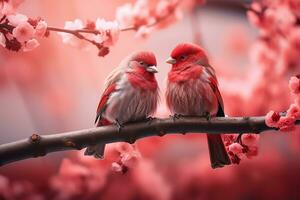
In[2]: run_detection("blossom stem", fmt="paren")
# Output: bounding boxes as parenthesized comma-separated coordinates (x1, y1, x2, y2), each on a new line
(45, 0, 181, 38)
(0, 115, 299, 166)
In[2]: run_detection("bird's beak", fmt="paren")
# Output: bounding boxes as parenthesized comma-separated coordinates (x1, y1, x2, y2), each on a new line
(166, 57, 176, 64)
(146, 65, 158, 73)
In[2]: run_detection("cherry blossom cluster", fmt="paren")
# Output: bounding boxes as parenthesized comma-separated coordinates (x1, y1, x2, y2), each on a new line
(220, 1, 300, 165)
(116, 0, 182, 37)
(56, 18, 119, 57)
(49, 143, 169, 200)
(223, 133, 259, 164)
(0, 0, 183, 56)
(0, 0, 48, 52)
(265, 75, 300, 131)
(0, 174, 43, 200)
(109, 143, 141, 173)
(247, 0, 300, 76)
(0, 0, 23, 15)
(58, 0, 182, 56)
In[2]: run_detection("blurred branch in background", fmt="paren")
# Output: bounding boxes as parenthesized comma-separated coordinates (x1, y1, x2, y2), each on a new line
(0, 115, 299, 167)
(206, 0, 252, 12)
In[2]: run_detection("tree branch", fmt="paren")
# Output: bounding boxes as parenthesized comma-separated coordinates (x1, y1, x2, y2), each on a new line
(0, 116, 299, 167)
(45, 0, 181, 49)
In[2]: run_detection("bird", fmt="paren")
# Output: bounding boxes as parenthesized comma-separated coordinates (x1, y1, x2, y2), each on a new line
(85, 51, 159, 158)
(165, 42, 231, 168)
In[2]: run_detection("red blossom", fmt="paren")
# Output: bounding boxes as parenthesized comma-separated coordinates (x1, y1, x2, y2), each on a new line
(287, 103, 300, 119)
(289, 76, 300, 94)
(241, 134, 260, 147)
(228, 142, 243, 155)
(265, 111, 281, 127)
(277, 116, 296, 131)
(98, 46, 109, 57)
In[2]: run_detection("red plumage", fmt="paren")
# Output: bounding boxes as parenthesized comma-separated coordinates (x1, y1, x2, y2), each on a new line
(95, 83, 116, 124)
(85, 51, 159, 158)
(166, 43, 231, 168)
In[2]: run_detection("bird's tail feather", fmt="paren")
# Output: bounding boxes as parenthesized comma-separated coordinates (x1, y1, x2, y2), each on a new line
(207, 134, 231, 169)
(84, 118, 110, 159)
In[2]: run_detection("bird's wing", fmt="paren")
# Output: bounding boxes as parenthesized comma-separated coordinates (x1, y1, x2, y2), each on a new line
(104, 55, 131, 88)
(96, 59, 129, 125)
(95, 83, 117, 125)
(203, 66, 225, 117)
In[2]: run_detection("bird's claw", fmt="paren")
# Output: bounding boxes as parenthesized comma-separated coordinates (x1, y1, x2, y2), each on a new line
(145, 116, 156, 124)
(170, 113, 182, 121)
(116, 119, 124, 133)
(204, 112, 211, 121)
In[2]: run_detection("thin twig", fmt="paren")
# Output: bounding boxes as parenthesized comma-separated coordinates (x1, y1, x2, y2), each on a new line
(0, 115, 299, 167)
(46, 0, 181, 41)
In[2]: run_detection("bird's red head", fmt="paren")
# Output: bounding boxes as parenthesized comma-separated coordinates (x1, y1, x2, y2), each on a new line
(126, 51, 158, 90)
(129, 51, 158, 75)
(166, 43, 209, 68)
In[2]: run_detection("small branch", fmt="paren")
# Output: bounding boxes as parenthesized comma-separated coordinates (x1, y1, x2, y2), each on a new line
(0, 116, 299, 166)
(45, 0, 181, 45)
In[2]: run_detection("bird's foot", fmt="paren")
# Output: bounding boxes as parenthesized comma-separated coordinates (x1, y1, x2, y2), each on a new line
(170, 113, 183, 122)
(116, 119, 124, 133)
(145, 116, 156, 125)
(204, 112, 211, 121)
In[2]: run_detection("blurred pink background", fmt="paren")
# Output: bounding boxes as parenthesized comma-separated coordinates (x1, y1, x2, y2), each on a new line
(0, 0, 300, 199)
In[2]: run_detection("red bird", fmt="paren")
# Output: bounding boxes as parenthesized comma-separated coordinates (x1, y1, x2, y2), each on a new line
(166, 43, 231, 168)
(85, 51, 159, 158)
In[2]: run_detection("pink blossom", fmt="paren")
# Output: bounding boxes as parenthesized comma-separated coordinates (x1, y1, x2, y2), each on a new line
(23, 39, 39, 52)
(295, 95, 300, 106)
(7, 0, 24, 10)
(247, 2, 264, 28)
(288, 0, 300, 18)
(115, 3, 134, 28)
(228, 143, 243, 154)
(289, 76, 300, 94)
(7, 13, 28, 26)
(246, 146, 258, 158)
(58, 159, 89, 177)
(0, 175, 43, 200)
(278, 116, 296, 131)
(50, 159, 90, 199)
(1, 2, 13, 15)
(132, 0, 150, 22)
(268, 6, 295, 33)
(156, 0, 171, 18)
(265, 111, 281, 127)
(58, 19, 87, 48)
(1, 0, 23, 15)
(135, 26, 151, 39)
(111, 162, 123, 172)
(287, 103, 300, 119)
(120, 150, 141, 168)
(117, 143, 141, 168)
(95, 18, 120, 46)
(133, 160, 171, 200)
(12, 21, 35, 42)
(115, 0, 152, 28)
(242, 134, 259, 147)
(35, 20, 47, 37)
(0, 0, 23, 15)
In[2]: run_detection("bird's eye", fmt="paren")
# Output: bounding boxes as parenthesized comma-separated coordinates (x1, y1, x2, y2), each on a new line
(139, 61, 145, 66)
(180, 55, 187, 60)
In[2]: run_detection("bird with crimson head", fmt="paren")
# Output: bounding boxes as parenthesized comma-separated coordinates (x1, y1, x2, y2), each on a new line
(166, 42, 231, 168)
